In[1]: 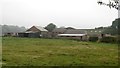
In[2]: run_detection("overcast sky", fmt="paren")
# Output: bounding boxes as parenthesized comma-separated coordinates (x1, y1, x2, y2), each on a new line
(0, 0, 118, 29)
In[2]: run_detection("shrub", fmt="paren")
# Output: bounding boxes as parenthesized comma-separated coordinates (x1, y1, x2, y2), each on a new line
(100, 37, 117, 43)
(89, 37, 98, 42)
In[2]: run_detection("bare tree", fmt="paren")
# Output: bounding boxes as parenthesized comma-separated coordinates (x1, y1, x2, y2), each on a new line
(98, 0, 119, 10)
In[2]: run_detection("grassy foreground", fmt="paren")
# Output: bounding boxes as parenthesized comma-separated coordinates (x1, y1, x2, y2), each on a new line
(2, 37, 118, 66)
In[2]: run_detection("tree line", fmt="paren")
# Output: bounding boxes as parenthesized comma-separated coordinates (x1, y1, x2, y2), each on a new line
(0, 25, 26, 36)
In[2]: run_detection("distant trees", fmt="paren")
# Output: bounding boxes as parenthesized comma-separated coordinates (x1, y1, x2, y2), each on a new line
(111, 18, 120, 29)
(102, 18, 120, 35)
(98, 0, 119, 10)
(112, 18, 120, 35)
(97, 0, 120, 35)
(66, 27, 75, 30)
(95, 27, 105, 29)
(1, 25, 26, 34)
(102, 27, 117, 35)
(45, 23, 57, 32)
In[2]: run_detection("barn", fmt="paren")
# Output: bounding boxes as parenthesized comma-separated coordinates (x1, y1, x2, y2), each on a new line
(57, 29, 88, 41)
(18, 26, 48, 38)
(52, 28, 67, 37)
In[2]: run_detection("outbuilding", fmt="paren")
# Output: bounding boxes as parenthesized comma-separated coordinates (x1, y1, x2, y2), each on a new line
(57, 29, 88, 41)
(18, 26, 48, 38)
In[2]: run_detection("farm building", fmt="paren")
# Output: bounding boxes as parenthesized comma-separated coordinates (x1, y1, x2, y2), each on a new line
(58, 34, 88, 41)
(18, 26, 48, 38)
(64, 29, 86, 34)
(83, 29, 104, 37)
(52, 28, 67, 37)
(57, 29, 88, 41)
(3, 32, 18, 37)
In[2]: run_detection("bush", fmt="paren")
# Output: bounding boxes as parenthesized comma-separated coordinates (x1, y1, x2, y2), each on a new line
(89, 37, 98, 42)
(100, 37, 117, 43)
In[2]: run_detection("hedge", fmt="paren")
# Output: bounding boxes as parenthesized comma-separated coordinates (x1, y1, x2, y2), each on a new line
(89, 37, 98, 42)
(99, 36, 117, 43)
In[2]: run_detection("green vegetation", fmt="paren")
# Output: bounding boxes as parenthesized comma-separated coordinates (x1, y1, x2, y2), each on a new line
(2, 37, 118, 66)
(89, 37, 98, 42)
(45, 23, 57, 32)
(99, 37, 117, 43)
(102, 18, 120, 35)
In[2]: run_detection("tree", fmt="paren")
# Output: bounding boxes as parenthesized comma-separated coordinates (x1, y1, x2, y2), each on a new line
(98, 0, 120, 42)
(45, 23, 57, 32)
(102, 18, 120, 35)
(66, 27, 75, 30)
(1, 25, 26, 36)
(111, 18, 119, 29)
(95, 27, 104, 29)
(112, 18, 120, 35)
(98, 0, 119, 10)
(102, 27, 118, 35)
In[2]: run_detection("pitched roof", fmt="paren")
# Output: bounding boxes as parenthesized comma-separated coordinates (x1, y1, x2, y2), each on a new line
(34, 26, 48, 32)
(64, 29, 85, 34)
(52, 28, 67, 33)
(25, 31, 36, 33)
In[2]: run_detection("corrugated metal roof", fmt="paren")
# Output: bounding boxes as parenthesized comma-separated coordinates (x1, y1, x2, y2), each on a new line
(52, 28, 67, 33)
(35, 26, 48, 32)
(58, 34, 86, 37)
(64, 29, 85, 34)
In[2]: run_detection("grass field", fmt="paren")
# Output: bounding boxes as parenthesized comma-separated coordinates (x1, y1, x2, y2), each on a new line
(2, 37, 118, 66)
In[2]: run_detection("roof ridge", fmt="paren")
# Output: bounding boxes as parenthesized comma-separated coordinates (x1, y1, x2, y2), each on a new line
(34, 26, 48, 32)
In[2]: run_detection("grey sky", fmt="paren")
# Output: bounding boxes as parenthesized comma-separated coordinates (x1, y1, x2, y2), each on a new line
(1, 0, 118, 29)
